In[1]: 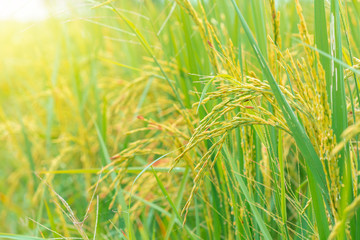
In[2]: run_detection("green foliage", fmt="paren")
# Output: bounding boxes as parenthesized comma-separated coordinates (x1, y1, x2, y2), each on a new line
(1, 0, 360, 239)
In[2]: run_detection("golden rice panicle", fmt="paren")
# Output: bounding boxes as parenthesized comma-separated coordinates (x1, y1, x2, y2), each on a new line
(181, 136, 226, 223)
(295, 0, 316, 72)
(268, 0, 281, 48)
(271, 33, 340, 213)
(243, 127, 256, 189)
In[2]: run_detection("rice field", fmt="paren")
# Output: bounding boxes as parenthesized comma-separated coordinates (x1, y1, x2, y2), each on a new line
(1, 0, 360, 239)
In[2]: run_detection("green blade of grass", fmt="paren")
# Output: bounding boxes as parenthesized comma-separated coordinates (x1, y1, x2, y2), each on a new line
(150, 167, 196, 239)
(20, 120, 38, 191)
(164, 167, 190, 240)
(45, 46, 60, 156)
(197, 75, 217, 113)
(123, 190, 196, 237)
(278, 130, 290, 239)
(94, 122, 134, 238)
(329, 0, 354, 235)
(250, 0, 268, 59)
(330, 0, 348, 174)
(0, 233, 44, 240)
(134, 77, 154, 120)
(37, 167, 186, 175)
(157, 2, 177, 36)
(314, 0, 331, 98)
(306, 166, 330, 239)
(340, 5, 359, 238)
(231, 168, 272, 239)
(99, 57, 143, 72)
(151, 167, 182, 223)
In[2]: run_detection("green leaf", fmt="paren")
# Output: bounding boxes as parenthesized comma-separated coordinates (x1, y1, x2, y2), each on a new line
(314, 0, 331, 98)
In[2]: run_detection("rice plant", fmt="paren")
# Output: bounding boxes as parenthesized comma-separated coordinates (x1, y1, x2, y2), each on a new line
(1, 0, 360, 239)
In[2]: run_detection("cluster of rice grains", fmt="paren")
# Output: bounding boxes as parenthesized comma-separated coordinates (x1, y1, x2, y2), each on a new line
(2, 0, 360, 239)
(154, 0, 360, 238)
